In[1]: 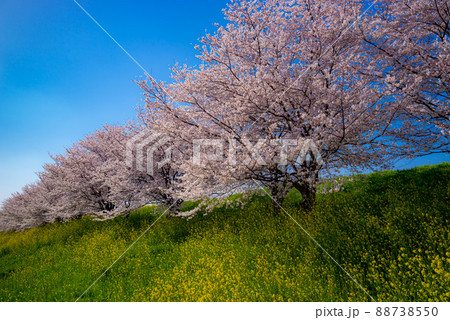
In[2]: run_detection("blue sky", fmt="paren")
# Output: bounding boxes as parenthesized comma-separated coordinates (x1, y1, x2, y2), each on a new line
(0, 0, 227, 202)
(0, 0, 448, 203)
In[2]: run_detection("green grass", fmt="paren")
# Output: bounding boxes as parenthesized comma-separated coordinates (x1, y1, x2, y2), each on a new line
(0, 163, 449, 301)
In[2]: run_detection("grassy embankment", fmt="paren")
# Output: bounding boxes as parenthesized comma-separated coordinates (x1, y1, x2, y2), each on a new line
(0, 163, 449, 301)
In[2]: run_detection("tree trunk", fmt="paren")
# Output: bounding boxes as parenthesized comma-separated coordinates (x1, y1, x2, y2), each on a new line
(270, 188, 285, 208)
(166, 197, 183, 213)
(292, 181, 316, 212)
(268, 181, 291, 211)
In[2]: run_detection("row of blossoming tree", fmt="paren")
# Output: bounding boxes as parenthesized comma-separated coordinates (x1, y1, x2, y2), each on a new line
(1, 0, 448, 231)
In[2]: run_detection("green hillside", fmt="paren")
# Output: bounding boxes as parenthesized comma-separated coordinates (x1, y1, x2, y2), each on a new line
(0, 163, 449, 301)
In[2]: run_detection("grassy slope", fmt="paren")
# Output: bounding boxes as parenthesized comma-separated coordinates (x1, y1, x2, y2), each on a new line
(0, 163, 449, 302)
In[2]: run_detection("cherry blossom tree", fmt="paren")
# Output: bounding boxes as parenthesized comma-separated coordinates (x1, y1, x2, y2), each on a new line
(361, 0, 449, 155)
(138, 0, 405, 211)
(41, 124, 180, 220)
(3, 0, 448, 231)
(0, 182, 50, 231)
(0, 124, 180, 231)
